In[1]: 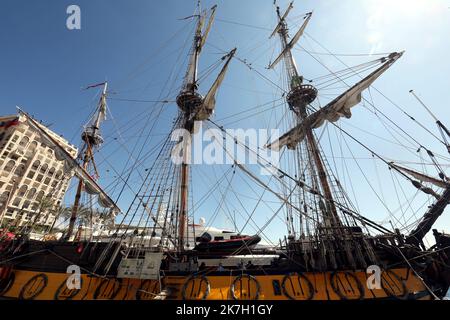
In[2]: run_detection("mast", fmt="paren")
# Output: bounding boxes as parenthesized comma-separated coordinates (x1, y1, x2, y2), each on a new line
(64, 82, 108, 241)
(175, 4, 235, 252)
(272, 4, 341, 227)
(175, 9, 204, 252)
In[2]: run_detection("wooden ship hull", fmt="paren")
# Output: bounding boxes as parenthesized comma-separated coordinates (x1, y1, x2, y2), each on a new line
(1, 231, 449, 300)
(0, 267, 435, 300)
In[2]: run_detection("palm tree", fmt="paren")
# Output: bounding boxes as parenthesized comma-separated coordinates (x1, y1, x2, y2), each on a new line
(57, 205, 116, 240)
(34, 196, 55, 228)
(59, 204, 91, 226)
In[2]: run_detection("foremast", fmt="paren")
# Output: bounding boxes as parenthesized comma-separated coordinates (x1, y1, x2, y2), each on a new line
(64, 82, 108, 240)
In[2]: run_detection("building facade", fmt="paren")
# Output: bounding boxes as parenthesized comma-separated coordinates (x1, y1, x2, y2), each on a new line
(0, 114, 78, 228)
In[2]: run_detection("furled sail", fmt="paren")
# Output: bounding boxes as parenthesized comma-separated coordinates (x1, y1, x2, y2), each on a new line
(391, 163, 448, 188)
(269, 2, 294, 38)
(267, 52, 403, 150)
(184, 5, 217, 90)
(18, 109, 121, 213)
(268, 12, 312, 70)
(196, 48, 236, 120)
(85, 82, 108, 125)
(199, 5, 217, 52)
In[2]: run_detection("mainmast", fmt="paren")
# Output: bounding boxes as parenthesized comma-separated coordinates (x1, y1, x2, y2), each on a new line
(270, 4, 341, 228)
(64, 82, 108, 240)
(175, 4, 235, 252)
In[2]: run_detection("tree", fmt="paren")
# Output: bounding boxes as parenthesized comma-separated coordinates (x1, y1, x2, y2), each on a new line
(57, 205, 116, 239)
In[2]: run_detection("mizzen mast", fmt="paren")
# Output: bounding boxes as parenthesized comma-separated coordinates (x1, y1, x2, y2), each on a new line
(64, 82, 108, 240)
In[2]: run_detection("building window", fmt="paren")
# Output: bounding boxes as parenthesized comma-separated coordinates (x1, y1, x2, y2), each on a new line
(40, 163, 48, 174)
(4, 160, 15, 173)
(25, 141, 38, 157)
(17, 185, 28, 197)
(48, 167, 55, 177)
(27, 188, 37, 200)
(36, 191, 45, 201)
(0, 191, 9, 207)
(44, 177, 51, 185)
(36, 174, 44, 182)
(13, 164, 26, 177)
(27, 170, 36, 179)
(18, 136, 30, 148)
(11, 135, 19, 142)
(23, 200, 31, 209)
(4, 209, 15, 218)
(32, 160, 40, 170)
(55, 170, 63, 180)
(4, 211, 14, 218)
(12, 197, 21, 207)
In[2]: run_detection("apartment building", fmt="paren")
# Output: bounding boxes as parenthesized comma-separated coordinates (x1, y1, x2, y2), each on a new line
(0, 114, 78, 227)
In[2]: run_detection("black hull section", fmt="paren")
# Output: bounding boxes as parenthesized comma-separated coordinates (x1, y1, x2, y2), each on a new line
(0, 239, 123, 275)
(193, 235, 261, 253)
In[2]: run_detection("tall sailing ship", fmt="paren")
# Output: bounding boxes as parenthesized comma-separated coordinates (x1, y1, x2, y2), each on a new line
(0, 2, 449, 300)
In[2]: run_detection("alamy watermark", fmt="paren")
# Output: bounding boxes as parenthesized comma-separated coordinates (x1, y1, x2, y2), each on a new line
(366, 265, 382, 290)
(66, 5, 81, 30)
(170, 121, 280, 176)
(66, 264, 81, 290)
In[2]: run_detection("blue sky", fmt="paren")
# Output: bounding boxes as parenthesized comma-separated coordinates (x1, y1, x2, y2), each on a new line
(1, 0, 449, 243)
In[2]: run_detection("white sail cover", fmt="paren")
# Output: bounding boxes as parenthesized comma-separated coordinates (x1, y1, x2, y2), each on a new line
(196, 48, 236, 120)
(267, 52, 403, 150)
(269, 2, 294, 38)
(391, 163, 448, 188)
(268, 12, 313, 70)
(85, 82, 108, 124)
(97, 94, 107, 123)
(185, 6, 216, 89)
(19, 110, 121, 213)
(199, 5, 217, 52)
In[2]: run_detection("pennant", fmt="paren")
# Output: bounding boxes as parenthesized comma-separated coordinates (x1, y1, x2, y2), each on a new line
(84, 82, 106, 90)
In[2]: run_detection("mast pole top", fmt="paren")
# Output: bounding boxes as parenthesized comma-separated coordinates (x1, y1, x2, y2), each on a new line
(410, 89, 439, 123)
(81, 81, 109, 147)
